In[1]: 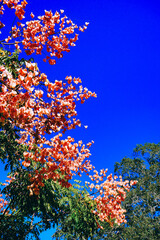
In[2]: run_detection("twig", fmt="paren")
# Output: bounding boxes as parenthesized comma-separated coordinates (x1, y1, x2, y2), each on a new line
(0, 41, 22, 45)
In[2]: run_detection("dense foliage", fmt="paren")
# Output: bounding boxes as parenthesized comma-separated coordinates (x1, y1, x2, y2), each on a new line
(113, 143, 160, 240)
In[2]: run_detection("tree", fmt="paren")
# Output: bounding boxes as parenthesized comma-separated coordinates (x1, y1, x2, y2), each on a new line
(99, 143, 160, 240)
(0, 1, 133, 239)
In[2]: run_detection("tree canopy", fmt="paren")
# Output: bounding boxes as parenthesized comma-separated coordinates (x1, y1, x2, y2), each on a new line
(94, 143, 160, 240)
(113, 143, 160, 240)
(0, 1, 133, 239)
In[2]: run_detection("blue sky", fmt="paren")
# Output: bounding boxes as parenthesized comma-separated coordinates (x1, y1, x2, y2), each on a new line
(1, 0, 160, 238)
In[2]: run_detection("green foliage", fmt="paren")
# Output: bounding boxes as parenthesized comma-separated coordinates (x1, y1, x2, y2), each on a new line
(0, 48, 33, 79)
(1, 175, 104, 240)
(52, 182, 101, 240)
(111, 143, 160, 240)
(0, 122, 26, 171)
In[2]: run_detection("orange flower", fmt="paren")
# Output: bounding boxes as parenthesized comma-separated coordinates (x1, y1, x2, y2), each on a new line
(30, 12, 34, 18)
(48, 59, 56, 65)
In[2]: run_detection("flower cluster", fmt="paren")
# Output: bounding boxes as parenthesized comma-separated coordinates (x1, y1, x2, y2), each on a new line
(0, 175, 16, 214)
(0, 62, 96, 193)
(86, 171, 137, 226)
(0, 195, 8, 214)
(1, 2, 89, 64)
(0, 0, 27, 20)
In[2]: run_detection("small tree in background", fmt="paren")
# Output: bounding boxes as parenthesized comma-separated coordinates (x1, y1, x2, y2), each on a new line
(94, 143, 160, 240)
(113, 143, 160, 240)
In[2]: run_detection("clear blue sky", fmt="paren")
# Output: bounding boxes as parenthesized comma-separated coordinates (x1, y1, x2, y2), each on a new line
(1, 0, 160, 238)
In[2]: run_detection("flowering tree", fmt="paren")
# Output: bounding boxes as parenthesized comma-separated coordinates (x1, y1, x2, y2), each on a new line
(0, 1, 136, 239)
